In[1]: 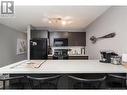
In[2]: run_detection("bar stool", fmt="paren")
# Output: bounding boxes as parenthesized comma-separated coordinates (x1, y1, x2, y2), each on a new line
(68, 74, 106, 89)
(106, 73, 127, 89)
(0, 75, 25, 89)
(27, 74, 61, 89)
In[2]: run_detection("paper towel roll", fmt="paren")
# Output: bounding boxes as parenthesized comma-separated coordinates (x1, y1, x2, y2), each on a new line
(122, 54, 127, 63)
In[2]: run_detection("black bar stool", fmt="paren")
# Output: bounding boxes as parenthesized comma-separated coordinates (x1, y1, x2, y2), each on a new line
(27, 74, 61, 89)
(68, 74, 106, 89)
(106, 73, 127, 89)
(0, 75, 25, 89)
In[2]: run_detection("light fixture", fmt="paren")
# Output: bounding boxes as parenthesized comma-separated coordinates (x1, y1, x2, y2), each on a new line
(47, 16, 72, 26)
(61, 20, 66, 26)
(48, 20, 52, 23)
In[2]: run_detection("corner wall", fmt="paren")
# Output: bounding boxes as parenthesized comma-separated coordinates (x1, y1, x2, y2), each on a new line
(85, 7, 127, 59)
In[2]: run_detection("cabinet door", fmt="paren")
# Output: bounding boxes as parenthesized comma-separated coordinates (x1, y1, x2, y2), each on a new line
(31, 30, 48, 39)
(68, 32, 86, 46)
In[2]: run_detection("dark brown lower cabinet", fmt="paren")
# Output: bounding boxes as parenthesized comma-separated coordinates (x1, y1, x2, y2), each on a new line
(68, 56, 88, 60)
(48, 56, 88, 60)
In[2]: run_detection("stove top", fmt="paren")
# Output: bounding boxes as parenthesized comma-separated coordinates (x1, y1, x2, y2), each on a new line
(53, 49, 69, 59)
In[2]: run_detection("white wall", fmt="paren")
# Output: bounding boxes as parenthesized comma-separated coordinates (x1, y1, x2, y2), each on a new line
(0, 24, 27, 88)
(0, 23, 27, 67)
(85, 7, 127, 59)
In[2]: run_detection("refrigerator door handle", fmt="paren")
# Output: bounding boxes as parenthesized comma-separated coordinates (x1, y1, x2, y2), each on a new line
(33, 42, 37, 46)
(31, 41, 37, 46)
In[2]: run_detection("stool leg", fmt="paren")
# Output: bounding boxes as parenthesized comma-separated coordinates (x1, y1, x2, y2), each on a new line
(39, 81, 41, 89)
(3, 80, 6, 89)
(122, 79, 126, 89)
(81, 82, 84, 89)
(28, 79, 34, 89)
(125, 73, 127, 89)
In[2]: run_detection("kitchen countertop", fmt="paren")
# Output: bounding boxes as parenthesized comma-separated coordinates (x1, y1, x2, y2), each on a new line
(0, 60, 127, 74)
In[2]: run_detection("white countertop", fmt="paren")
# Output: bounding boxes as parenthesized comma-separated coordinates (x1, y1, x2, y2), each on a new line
(0, 60, 127, 74)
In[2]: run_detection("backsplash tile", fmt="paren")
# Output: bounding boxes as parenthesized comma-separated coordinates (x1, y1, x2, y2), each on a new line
(51, 46, 85, 55)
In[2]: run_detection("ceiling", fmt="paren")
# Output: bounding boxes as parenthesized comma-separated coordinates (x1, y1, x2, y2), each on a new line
(0, 6, 110, 32)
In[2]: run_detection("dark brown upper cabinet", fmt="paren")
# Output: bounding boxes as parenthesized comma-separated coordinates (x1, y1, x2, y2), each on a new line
(30, 30, 86, 46)
(50, 32, 68, 46)
(68, 32, 86, 46)
(31, 30, 48, 39)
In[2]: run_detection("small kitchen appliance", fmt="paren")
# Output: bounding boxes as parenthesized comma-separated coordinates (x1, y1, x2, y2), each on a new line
(100, 51, 118, 63)
(111, 56, 122, 65)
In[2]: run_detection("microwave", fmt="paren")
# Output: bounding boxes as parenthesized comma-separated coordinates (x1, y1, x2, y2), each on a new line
(54, 38, 68, 47)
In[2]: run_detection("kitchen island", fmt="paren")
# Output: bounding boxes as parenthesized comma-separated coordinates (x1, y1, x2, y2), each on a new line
(0, 60, 127, 74)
